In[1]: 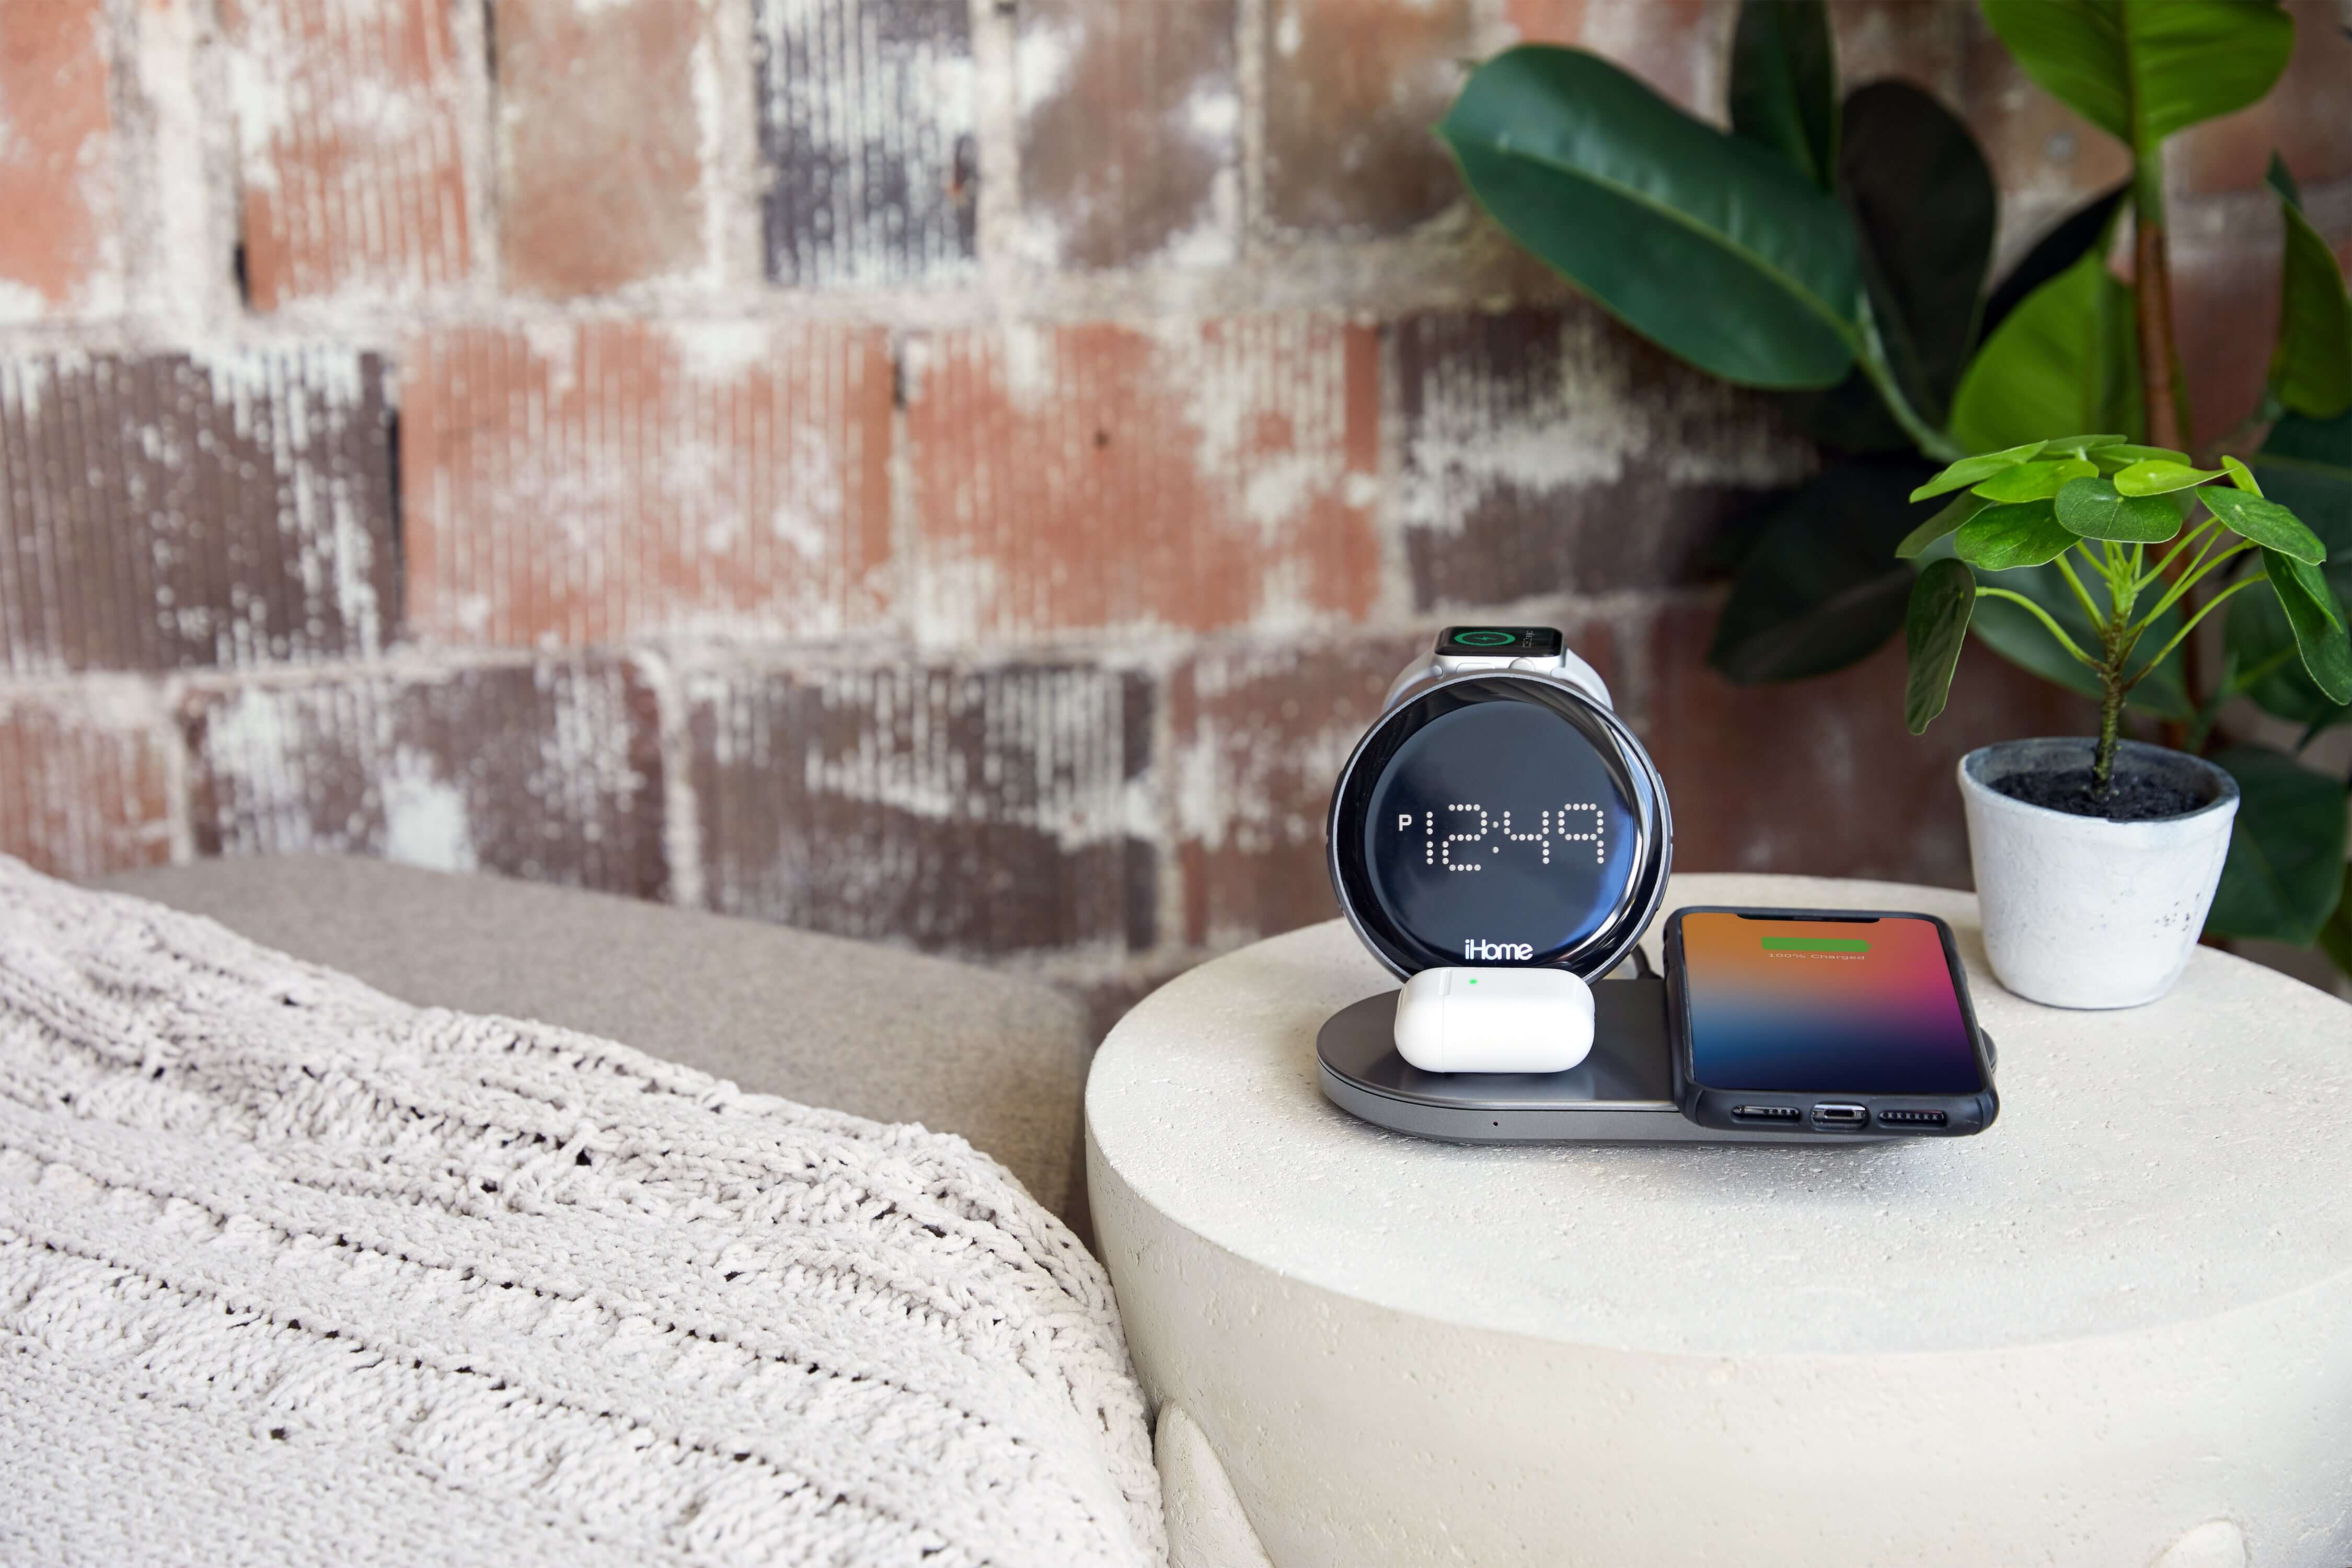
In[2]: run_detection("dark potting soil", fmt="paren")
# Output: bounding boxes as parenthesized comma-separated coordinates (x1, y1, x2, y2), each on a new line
(1991, 766, 2208, 822)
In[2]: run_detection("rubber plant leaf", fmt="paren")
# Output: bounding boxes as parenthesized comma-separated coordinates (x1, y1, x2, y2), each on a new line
(1438, 46, 1863, 388)
(1709, 460, 1939, 684)
(1951, 249, 2139, 454)
(1981, 0, 2294, 154)
(1728, 0, 1838, 188)
(2267, 155, 2352, 420)
(1980, 185, 2126, 341)
(1904, 558, 1974, 734)
(1835, 81, 1997, 426)
(2206, 744, 2351, 945)
(1786, 81, 1997, 452)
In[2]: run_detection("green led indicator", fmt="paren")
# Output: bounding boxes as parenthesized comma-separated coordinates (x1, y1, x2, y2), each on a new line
(1452, 630, 1515, 647)
(1761, 937, 1870, 953)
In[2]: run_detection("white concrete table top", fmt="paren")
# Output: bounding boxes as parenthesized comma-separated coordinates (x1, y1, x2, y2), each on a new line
(1087, 874, 2352, 1568)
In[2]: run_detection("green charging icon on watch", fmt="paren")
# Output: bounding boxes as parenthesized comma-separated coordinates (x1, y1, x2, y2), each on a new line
(1451, 630, 1516, 648)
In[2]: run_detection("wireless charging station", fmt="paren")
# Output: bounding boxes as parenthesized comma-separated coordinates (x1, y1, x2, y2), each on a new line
(1317, 626, 1893, 1146)
(1316, 973, 1885, 1144)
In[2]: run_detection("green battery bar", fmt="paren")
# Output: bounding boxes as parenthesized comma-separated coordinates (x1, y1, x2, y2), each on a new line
(1760, 937, 1870, 953)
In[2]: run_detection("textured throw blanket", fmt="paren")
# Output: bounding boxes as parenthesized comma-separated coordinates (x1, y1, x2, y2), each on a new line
(0, 859, 1162, 1567)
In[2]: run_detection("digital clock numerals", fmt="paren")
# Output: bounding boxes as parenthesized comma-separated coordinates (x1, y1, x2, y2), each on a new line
(1401, 803, 1605, 872)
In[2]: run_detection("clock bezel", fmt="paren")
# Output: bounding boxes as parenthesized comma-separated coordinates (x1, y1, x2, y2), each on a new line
(1327, 671, 1673, 981)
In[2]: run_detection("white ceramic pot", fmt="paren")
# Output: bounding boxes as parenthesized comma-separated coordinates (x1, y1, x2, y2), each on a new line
(1958, 737, 2240, 1009)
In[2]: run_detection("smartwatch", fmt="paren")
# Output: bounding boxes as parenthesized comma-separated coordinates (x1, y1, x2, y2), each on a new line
(1327, 627, 1673, 980)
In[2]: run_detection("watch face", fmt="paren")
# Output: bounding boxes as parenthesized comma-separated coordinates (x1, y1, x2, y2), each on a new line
(1435, 626, 1563, 657)
(1330, 674, 1669, 977)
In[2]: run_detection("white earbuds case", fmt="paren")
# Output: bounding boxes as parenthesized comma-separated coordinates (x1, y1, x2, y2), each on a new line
(1390, 966, 1595, 1074)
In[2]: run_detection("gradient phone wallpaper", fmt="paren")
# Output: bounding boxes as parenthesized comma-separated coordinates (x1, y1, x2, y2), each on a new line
(1680, 913, 1982, 1094)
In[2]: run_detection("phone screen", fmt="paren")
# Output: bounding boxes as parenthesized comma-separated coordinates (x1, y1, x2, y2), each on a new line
(1680, 912, 1982, 1094)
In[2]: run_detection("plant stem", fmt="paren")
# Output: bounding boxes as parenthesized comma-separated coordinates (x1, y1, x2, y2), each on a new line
(2095, 673, 2126, 789)
(2053, 550, 2105, 627)
(2127, 572, 2269, 686)
(2131, 158, 2193, 451)
(1852, 298, 1965, 463)
(1977, 587, 2102, 668)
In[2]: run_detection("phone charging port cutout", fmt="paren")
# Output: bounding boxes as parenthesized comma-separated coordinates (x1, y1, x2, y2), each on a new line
(1810, 1102, 1869, 1129)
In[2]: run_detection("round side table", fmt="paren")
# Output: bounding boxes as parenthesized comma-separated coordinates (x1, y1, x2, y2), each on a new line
(1087, 874, 2352, 1568)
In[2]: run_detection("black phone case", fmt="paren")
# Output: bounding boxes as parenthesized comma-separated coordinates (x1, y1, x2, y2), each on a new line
(1664, 906, 2000, 1139)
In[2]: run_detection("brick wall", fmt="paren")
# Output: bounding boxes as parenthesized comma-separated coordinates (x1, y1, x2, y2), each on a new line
(3, 0, 2347, 1010)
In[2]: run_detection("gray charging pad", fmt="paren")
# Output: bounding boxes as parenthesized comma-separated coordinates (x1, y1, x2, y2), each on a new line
(1316, 977, 1888, 1144)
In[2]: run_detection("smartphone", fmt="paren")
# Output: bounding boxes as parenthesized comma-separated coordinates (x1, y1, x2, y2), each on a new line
(1664, 907, 1998, 1138)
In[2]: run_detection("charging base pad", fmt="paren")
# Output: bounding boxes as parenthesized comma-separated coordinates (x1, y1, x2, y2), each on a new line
(1317, 977, 1886, 1144)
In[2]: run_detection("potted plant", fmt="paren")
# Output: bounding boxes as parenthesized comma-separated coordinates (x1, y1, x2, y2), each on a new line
(1439, 0, 2352, 988)
(1899, 440, 2348, 1005)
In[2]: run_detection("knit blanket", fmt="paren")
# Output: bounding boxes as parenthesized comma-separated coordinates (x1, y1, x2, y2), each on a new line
(0, 859, 1163, 1567)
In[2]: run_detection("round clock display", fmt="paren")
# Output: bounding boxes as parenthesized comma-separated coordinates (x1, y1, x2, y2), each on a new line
(1329, 636, 1670, 979)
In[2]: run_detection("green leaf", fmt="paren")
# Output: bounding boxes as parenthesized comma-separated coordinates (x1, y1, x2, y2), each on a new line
(2039, 433, 2130, 456)
(1918, 537, 2189, 717)
(1909, 441, 2046, 502)
(2253, 407, 2352, 556)
(1728, 0, 1838, 188)
(2226, 567, 2352, 733)
(2111, 458, 2223, 495)
(1709, 460, 1936, 683)
(1905, 558, 1974, 733)
(1953, 499, 2083, 569)
(2275, 549, 2349, 636)
(2268, 152, 2303, 210)
(1970, 456, 2096, 502)
(1440, 47, 1862, 388)
(2090, 443, 2193, 472)
(2318, 863, 2352, 979)
(2056, 475, 2186, 542)
(1951, 249, 2139, 453)
(1838, 82, 1996, 426)
(1897, 492, 1991, 559)
(1980, 185, 2127, 339)
(2200, 486, 2326, 562)
(2207, 744, 2351, 946)
(2268, 156, 2352, 420)
(2222, 454, 2261, 493)
(1981, 0, 2294, 153)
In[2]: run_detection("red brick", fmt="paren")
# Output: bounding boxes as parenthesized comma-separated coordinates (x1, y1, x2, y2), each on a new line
(0, 0, 117, 319)
(497, 0, 716, 298)
(688, 660, 1152, 957)
(185, 658, 666, 897)
(754, 0, 976, 286)
(898, 315, 1374, 639)
(1636, 597, 2091, 888)
(1171, 629, 1618, 948)
(1507, 0, 1726, 113)
(2175, 0, 2352, 196)
(1391, 307, 1804, 610)
(0, 349, 397, 672)
(906, 316, 1379, 640)
(1016, 0, 1237, 271)
(400, 320, 894, 648)
(0, 690, 170, 878)
(224, 0, 471, 309)
(1263, 0, 1475, 235)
